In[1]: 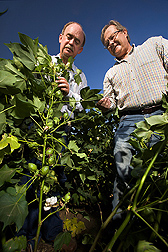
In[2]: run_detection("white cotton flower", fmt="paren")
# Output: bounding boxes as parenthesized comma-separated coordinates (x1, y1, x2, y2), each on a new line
(44, 206, 51, 211)
(46, 198, 51, 204)
(50, 196, 57, 205)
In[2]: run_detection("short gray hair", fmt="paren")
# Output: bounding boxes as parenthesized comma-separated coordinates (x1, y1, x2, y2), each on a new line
(101, 20, 131, 46)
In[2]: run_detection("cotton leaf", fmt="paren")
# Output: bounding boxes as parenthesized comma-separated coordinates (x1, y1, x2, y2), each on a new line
(136, 240, 161, 252)
(61, 152, 74, 167)
(5, 61, 25, 79)
(0, 134, 20, 153)
(11, 94, 35, 119)
(2, 235, 27, 252)
(80, 86, 101, 100)
(19, 32, 38, 56)
(145, 114, 168, 127)
(5, 42, 36, 71)
(0, 70, 17, 89)
(68, 140, 80, 153)
(0, 164, 16, 187)
(0, 190, 28, 231)
(54, 231, 71, 251)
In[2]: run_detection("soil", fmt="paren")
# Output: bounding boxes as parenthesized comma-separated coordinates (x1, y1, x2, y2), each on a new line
(37, 204, 109, 252)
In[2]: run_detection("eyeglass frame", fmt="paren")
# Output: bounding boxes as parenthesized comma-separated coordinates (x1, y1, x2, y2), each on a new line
(104, 29, 123, 49)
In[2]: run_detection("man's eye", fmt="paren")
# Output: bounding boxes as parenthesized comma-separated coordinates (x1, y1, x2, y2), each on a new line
(67, 34, 72, 40)
(75, 39, 80, 45)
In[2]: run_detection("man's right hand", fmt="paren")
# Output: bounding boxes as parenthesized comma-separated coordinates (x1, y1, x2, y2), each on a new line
(96, 97, 112, 113)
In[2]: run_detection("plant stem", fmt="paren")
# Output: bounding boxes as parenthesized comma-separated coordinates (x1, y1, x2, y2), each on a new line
(132, 209, 168, 247)
(105, 212, 131, 252)
(34, 179, 45, 252)
(34, 134, 47, 252)
(89, 183, 138, 252)
(132, 140, 166, 210)
(0, 105, 16, 114)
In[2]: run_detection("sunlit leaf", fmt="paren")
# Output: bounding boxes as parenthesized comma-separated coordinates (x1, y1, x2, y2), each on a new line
(5, 42, 36, 70)
(136, 240, 161, 252)
(0, 133, 20, 153)
(0, 103, 6, 134)
(5, 60, 25, 79)
(68, 140, 80, 153)
(19, 32, 38, 56)
(145, 114, 168, 127)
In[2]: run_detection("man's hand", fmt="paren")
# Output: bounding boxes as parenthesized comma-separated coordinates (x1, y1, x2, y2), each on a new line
(96, 97, 112, 113)
(57, 77, 70, 96)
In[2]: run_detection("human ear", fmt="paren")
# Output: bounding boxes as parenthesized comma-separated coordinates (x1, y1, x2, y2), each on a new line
(123, 29, 128, 37)
(77, 47, 83, 55)
(59, 34, 63, 43)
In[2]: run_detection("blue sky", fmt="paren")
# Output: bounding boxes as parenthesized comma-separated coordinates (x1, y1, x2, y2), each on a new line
(1, 0, 168, 92)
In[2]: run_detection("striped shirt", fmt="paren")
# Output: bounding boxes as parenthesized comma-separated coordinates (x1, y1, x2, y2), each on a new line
(103, 36, 168, 111)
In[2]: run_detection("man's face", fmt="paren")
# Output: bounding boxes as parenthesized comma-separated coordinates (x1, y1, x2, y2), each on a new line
(59, 23, 84, 63)
(104, 25, 130, 59)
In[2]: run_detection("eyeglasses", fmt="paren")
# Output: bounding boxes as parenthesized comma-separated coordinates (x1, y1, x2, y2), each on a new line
(104, 30, 122, 49)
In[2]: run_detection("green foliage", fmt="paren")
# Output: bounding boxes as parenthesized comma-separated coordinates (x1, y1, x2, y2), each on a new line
(2, 235, 27, 252)
(0, 187, 28, 231)
(136, 240, 161, 252)
(0, 33, 112, 251)
(54, 231, 71, 251)
(1, 32, 168, 252)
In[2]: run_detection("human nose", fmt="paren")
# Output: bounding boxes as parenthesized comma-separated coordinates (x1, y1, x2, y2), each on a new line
(68, 38, 75, 45)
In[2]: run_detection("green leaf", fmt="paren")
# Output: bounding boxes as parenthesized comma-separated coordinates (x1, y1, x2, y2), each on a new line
(61, 152, 73, 167)
(75, 152, 88, 159)
(80, 87, 101, 100)
(136, 240, 161, 252)
(11, 94, 35, 119)
(2, 235, 27, 252)
(87, 175, 96, 180)
(19, 32, 38, 56)
(0, 134, 20, 153)
(74, 74, 81, 85)
(68, 140, 80, 153)
(54, 231, 71, 251)
(74, 69, 82, 85)
(37, 43, 51, 65)
(5, 43, 36, 70)
(0, 103, 6, 134)
(33, 96, 45, 112)
(0, 70, 17, 91)
(0, 164, 16, 187)
(79, 173, 86, 183)
(145, 114, 168, 127)
(0, 9, 8, 16)
(5, 60, 26, 79)
(0, 189, 28, 231)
